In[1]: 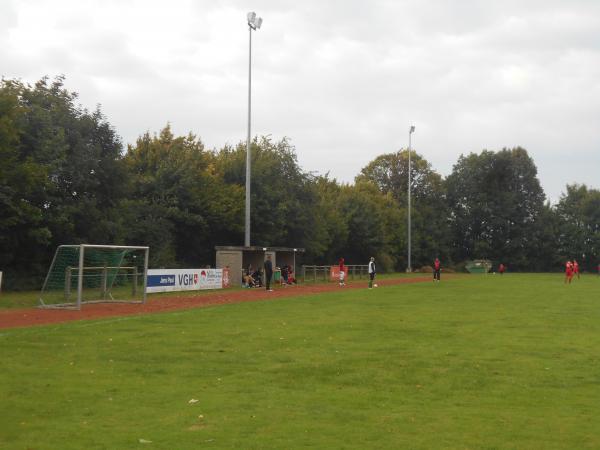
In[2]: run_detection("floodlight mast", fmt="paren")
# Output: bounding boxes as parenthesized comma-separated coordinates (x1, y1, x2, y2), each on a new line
(407, 125, 415, 272)
(245, 11, 263, 247)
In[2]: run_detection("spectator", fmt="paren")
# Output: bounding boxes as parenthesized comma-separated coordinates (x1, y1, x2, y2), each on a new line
(281, 265, 289, 285)
(252, 269, 262, 287)
(264, 255, 273, 291)
(244, 272, 255, 288)
(287, 265, 296, 284)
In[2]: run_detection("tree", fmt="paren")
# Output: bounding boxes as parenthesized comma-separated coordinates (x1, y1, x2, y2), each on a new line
(310, 175, 350, 264)
(530, 203, 564, 271)
(339, 181, 405, 270)
(123, 125, 243, 267)
(0, 77, 127, 288)
(555, 184, 600, 271)
(357, 150, 450, 269)
(446, 147, 546, 269)
(0, 80, 51, 286)
(213, 136, 327, 258)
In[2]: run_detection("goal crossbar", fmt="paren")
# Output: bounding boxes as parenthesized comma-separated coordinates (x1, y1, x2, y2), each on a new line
(39, 244, 149, 310)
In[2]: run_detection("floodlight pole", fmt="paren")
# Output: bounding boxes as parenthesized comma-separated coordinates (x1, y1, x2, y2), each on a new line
(245, 12, 262, 247)
(407, 125, 415, 273)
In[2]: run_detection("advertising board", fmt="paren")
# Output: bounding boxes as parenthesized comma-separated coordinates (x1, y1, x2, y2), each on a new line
(146, 268, 226, 293)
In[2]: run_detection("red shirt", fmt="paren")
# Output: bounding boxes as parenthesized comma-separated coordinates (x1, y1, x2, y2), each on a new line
(574, 262, 579, 272)
(339, 259, 345, 272)
(434, 259, 440, 270)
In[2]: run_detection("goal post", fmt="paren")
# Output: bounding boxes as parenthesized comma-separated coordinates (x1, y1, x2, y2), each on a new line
(39, 244, 149, 310)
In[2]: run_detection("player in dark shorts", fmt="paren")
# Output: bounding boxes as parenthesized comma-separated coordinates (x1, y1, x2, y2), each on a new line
(264, 255, 273, 291)
(368, 257, 376, 288)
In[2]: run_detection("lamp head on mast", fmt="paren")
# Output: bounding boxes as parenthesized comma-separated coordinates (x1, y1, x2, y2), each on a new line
(247, 12, 263, 29)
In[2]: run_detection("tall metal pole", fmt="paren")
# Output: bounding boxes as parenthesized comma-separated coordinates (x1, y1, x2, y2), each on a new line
(244, 26, 253, 247)
(77, 244, 85, 310)
(408, 130, 412, 273)
(407, 125, 415, 273)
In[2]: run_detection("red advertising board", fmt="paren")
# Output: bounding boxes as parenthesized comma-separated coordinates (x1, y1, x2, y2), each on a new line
(330, 266, 340, 282)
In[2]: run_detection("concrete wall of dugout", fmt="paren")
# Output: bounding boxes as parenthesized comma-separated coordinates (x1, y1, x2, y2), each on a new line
(215, 246, 305, 287)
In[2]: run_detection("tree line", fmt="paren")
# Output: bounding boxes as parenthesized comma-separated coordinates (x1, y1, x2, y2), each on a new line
(1, 77, 598, 289)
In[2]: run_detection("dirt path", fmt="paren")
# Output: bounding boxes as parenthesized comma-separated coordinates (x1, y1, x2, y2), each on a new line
(0, 276, 436, 329)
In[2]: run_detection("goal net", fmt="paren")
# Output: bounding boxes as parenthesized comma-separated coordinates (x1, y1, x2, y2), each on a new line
(39, 245, 149, 310)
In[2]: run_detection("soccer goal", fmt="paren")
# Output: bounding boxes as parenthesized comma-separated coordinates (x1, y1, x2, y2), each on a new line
(39, 244, 149, 310)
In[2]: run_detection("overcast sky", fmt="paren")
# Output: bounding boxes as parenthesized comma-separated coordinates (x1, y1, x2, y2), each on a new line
(2, 0, 599, 202)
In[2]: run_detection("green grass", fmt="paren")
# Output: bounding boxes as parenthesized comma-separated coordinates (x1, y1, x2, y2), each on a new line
(0, 290, 39, 309)
(1, 274, 599, 449)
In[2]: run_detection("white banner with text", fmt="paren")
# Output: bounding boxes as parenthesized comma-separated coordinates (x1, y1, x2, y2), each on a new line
(146, 268, 229, 293)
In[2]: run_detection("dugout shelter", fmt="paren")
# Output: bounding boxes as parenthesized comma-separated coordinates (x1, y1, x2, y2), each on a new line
(215, 246, 305, 287)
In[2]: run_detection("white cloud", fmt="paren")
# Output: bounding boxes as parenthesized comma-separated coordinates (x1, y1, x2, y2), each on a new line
(1, 0, 599, 202)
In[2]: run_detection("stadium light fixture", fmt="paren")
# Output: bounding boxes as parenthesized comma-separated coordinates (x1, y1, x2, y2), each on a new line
(407, 125, 416, 273)
(247, 12, 262, 29)
(245, 11, 263, 247)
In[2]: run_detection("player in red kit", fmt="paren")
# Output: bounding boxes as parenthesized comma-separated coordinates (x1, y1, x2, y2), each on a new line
(433, 257, 441, 282)
(565, 260, 573, 284)
(339, 257, 346, 287)
(573, 260, 580, 279)
(499, 263, 505, 275)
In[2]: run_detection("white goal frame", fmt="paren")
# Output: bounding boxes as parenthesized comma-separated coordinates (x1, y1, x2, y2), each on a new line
(39, 244, 149, 310)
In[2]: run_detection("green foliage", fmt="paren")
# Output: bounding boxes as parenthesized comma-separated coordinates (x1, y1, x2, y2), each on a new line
(0, 77, 126, 289)
(555, 184, 600, 271)
(336, 182, 398, 269)
(123, 125, 243, 267)
(213, 136, 326, 257)
(0, 80, 51, 251)
(446, 147, 546, 269)
(356, 150, 450, 268)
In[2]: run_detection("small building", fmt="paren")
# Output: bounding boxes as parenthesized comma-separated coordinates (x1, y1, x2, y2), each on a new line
(215, 246, 305, 287)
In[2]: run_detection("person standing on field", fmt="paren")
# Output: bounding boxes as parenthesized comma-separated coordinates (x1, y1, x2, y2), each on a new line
(565, 260, 573, 284)
(499, 263, 505, 275)
(368, 257, 376, 289)
(264, 255, 273, 291)
(339, 257, 346, 287)
(433, 257, 441, 282)
(573, 260, 580, 279)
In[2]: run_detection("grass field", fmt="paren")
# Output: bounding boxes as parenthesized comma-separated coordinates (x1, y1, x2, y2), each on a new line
(1, 274, 599, 449)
